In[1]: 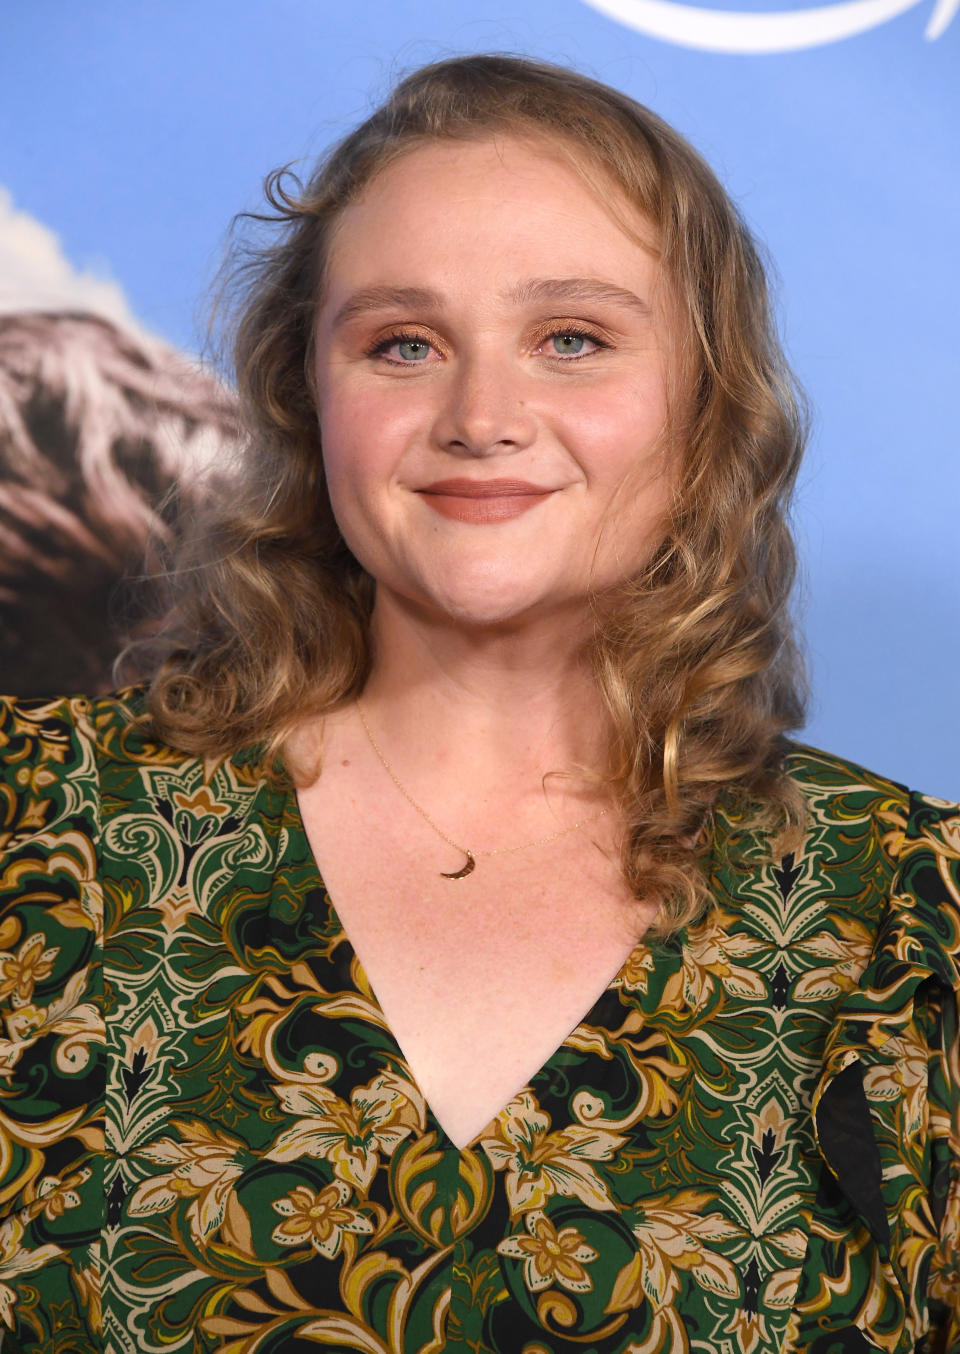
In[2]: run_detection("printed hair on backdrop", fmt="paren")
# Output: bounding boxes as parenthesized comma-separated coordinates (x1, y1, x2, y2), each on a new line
(0, 311, 239, 697)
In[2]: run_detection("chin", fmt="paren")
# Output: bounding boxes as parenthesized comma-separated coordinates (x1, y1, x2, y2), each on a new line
(417, 583, 584, 634)
(372, 558, 591, 633)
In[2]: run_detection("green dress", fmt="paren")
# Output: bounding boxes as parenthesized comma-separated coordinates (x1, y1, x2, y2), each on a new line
(0, 690, 957, 1353)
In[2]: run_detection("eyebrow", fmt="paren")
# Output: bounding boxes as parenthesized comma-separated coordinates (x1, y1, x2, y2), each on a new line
(331, 286, 441, 329)
(329, 277, 651, 329)
(508, 277, 652, 317)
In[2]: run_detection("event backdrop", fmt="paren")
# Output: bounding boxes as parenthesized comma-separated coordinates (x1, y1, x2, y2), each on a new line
(0, 0, 957, 795)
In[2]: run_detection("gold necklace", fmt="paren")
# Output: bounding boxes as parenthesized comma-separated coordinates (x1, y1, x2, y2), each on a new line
(357, 703, 608, 880)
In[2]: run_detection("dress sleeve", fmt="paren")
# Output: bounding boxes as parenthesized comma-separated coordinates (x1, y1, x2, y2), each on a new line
(0, 695, 105, 1343)
(808, 788, 960, 1349)
(921, 795, 960, 1348)
(927, 999, 960, 1350)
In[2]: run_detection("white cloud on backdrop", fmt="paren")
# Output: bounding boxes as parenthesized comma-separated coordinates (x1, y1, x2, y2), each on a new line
(0, 188, 236, 482)
(0, 187, 138, 328)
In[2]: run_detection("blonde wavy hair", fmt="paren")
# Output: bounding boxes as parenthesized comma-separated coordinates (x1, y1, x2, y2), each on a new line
(148, 54, 807, 934)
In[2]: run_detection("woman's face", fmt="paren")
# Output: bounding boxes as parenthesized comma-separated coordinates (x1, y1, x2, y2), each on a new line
(312, 134, 677, 632)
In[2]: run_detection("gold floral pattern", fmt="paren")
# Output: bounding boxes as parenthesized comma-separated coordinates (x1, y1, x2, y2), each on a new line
(128, 1120, 249, 1248)
(0, 690, 957, 1352)
(271, 1181, 374, 1257)
(0, 932, 59, 1006)
(497, 1211, 597, 1293)
(481, 1092, 626, 1213)
(266, 1069, 426, 1189)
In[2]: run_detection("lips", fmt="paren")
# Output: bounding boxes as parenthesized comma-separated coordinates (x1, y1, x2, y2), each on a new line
(417, 478, 554, 523)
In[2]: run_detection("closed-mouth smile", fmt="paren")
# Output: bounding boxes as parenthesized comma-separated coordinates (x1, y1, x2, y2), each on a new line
(417, 478, 555, 523)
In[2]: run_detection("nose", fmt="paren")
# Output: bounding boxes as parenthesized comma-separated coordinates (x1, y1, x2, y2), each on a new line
(431, 354, 537, 458)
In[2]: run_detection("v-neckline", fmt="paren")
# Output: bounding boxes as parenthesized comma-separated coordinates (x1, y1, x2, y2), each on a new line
(329, 892, 643, 1152)
(285, 781, 685, 1153)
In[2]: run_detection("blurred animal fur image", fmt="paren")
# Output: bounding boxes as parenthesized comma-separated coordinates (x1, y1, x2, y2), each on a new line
(0, 311, 239, 695)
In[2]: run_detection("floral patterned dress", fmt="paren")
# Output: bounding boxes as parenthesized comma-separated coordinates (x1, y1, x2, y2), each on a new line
(0, 690, 957, 1353)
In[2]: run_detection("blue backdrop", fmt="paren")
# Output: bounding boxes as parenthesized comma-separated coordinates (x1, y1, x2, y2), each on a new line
(1, 0, 956, 794)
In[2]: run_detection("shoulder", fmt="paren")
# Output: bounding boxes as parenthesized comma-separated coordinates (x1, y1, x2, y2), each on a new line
(714, 740, 915, 892)
(0, 687, 153, 838)
(777, 737, 958, 881)
(1, 686, 148, 768)
(1, 687, 270, 848)
(779, 738, 911, 805)
(771, 742, 960, 1008)
(0, 692, 108, 848)
(712, 739, 959, 973)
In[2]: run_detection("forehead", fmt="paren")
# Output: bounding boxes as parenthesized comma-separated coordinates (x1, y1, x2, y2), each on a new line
(320, 135, 661, 299)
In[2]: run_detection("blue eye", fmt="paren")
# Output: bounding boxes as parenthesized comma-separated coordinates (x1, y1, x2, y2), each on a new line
(366, 332, 437, 364)
(396, 338, 431, 362)
(552, 333, 587, 356)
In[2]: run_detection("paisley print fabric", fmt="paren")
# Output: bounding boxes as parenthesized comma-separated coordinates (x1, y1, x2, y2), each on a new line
(0, 689, 957, 1353)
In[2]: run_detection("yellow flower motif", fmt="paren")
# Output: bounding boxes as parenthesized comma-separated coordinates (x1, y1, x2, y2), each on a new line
(0, 933, 59, 1007)
(28, 1168, 92, 1222)
(481, 1091, 625, 1214)
(14, 762, 61, 794)
(266, 1070, 426, 1193)
(0, 1217, 63, 1329)
(662, 912, 767, 1011)
(0, 968, 102, 1080)
(862, 1029, 928, 1139)
(129, 1120, 247, 1247)
(172, 786, 226, 817)
(723, 1306, 773, 1354)
(607, 1189, 741, 1313)
(793, 915, 876, 1002)
(497, 1211, 597, 1294)
(619, 947, 655, 995)
(271, 1181, 374, 1258)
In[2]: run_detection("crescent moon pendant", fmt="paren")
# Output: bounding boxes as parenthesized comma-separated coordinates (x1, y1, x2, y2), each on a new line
(441, 851, 476, 880)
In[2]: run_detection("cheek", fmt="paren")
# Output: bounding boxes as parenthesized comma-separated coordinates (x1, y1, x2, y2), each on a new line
(566, 377, 670, 484)
(315, 408, 373, 546)
(318, 381, 424, 488)
(576, 382, 675, 558)
(317, 388, 382, 495)
(316, 392, 417, 567)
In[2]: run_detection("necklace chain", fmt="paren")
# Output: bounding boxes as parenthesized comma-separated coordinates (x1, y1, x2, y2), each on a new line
(356, 702, 608, 876)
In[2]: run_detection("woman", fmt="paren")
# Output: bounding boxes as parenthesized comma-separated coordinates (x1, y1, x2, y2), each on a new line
(0, 55, 957, 1353)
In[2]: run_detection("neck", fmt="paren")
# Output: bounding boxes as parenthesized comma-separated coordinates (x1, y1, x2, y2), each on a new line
(355, 590, 611, 803)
